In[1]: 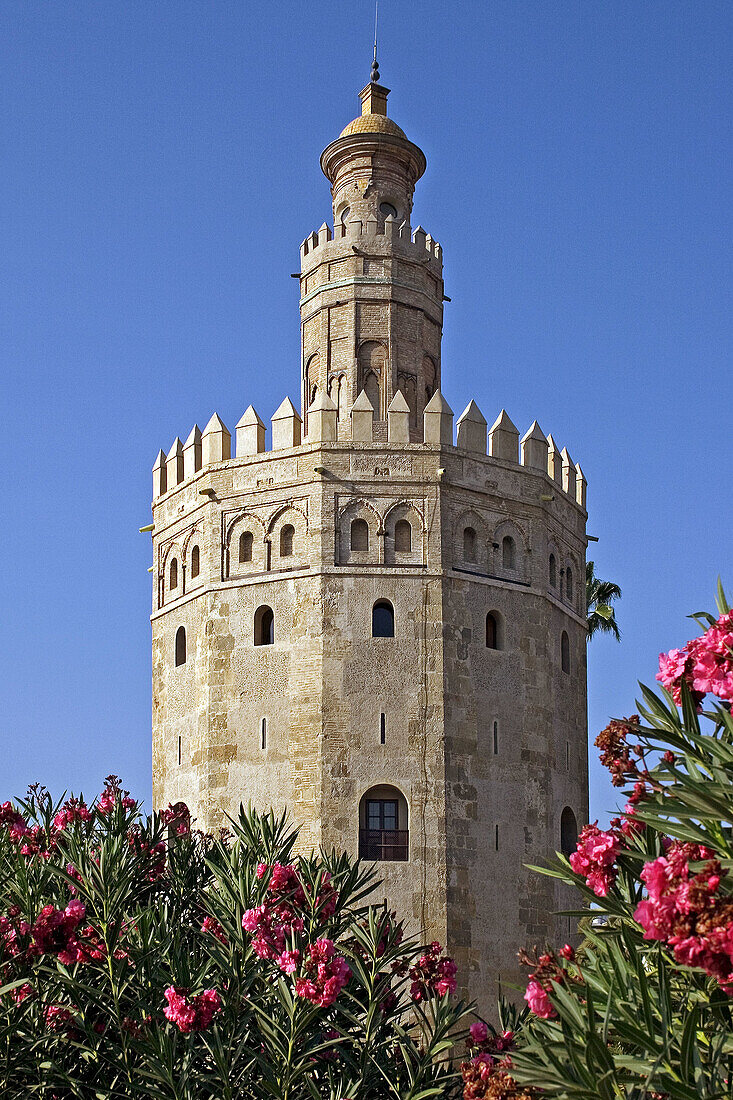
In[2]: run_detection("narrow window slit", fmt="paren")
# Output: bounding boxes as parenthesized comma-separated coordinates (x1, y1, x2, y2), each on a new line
(177, 735, 181, 766)
(261, 718, 267, 751)
(493, 721, 498, 755)
(380, 713, 386, 745)
(495, 824, 499, 851)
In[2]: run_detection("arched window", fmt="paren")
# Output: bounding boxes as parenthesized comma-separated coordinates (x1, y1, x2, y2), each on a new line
(549, 553, 557, 587)
(190, 545, 200, 579)
(359, 785, 408, 861)
(169, 558, 178, 590)
(372, 600, 395, 638)
(358, 342, 386, 418)
(566, 566, 573, 602)
(502, 536, 516, 570)
(561, 631, 570, 674)
(394, 519, 412, 552)
(463, 526, 477, 563)
(239, 532, 253, 563)
(254, 605, 274, 646)
(280, 524, 294, 558)
(351, 518, 369, 552)
(175, 626, 186, 667)
(486, 611, 503, 650)
(380, 201, 398, 220)
(560, 807, 578, 857)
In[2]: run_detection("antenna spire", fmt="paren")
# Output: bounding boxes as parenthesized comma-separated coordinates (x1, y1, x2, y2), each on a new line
(371, 1, 380, 83)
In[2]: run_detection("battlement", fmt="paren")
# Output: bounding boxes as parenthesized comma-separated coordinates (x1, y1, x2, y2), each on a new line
(300, 216, 442, 269)
(152, 391, 586, 510)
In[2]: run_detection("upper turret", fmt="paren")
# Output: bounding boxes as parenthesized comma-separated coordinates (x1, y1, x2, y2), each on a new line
(321, 77, 426, 233)
(300, 70, 442, 439)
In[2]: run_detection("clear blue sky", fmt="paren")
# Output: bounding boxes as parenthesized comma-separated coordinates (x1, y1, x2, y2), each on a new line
(2, 1, 730, 823)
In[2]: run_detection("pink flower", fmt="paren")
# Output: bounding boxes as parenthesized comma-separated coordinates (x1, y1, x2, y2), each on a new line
(53, 798, 91, 831)
(277, 949, 300, 974)
(470, 1020, 489, 1043)
(293, 941, 351, 1007)
(163, 986, 222, 1033)
(524, 979, 556, 1019)
(201, 916, 228, 944)
(569, 823, 620, 897)
(241, 905, 266, 934)
(407, 941, 457, 1002)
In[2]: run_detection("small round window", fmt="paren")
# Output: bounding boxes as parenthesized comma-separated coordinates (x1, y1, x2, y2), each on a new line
(379, 202, 398, 220)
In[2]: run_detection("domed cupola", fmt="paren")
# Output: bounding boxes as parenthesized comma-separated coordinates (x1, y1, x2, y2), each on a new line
(320, 63, 426, 234)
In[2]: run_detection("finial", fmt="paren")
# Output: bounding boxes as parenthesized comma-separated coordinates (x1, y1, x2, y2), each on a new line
(371, 0, 380, 83)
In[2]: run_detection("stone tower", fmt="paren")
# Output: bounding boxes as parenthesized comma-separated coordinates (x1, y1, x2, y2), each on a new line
(150, 68, 589, 1009)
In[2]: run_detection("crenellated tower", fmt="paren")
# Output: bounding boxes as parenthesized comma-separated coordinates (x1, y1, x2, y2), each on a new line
(149, 65, 589, 1013)
(300, 74, 442, 438)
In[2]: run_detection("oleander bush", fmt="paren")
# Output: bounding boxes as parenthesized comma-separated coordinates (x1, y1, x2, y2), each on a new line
(0, 788, 468, 1099)
(462, 584, 733, 1099)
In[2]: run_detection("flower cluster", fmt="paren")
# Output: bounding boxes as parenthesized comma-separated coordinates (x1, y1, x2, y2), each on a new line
(30, 900, 87, 965)
(127, 827, 166, 882)
(294, 938, 351, 1007)
(161, 801, 191, 836)
(408, 941, 457, 1001)
(657, 610, 733, 707)
(520, 948, 570, 1019)
(461, 1060, 539, 1100)
(53, 797, 91, 831)
(461, 1026, 535, 1100)
(163, 986, 222, 1033)
(242, 861, 338, 963)
(594, 716, 643, 787)
(0, 801, 29, 840)
(97, 776, 136, 816)
(0, 907, 30, 961)
(634, 841, 733, 992)
(568, 823, 621, 897)
(201, 915, 228, 944)
(44, 1003, 78, 1038)
(241, 866, 306, 961)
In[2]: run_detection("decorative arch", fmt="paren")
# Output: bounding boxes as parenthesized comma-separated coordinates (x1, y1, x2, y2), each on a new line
(264, 504, 308, 571)
(337, 498, 381, 564)
(225, 511, 266, 577)
(359, 784, 409, 861)
(453, 509, 489, 571)
(358, 342, 387, 418)
(384, 501, 425, 565)
(329, 373, 348, 422)
(265, 502, 309, 536)
(492, 519, 529, 578)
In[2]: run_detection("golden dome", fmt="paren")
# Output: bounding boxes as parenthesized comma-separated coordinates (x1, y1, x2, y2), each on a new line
(339, 113, 406, 139)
